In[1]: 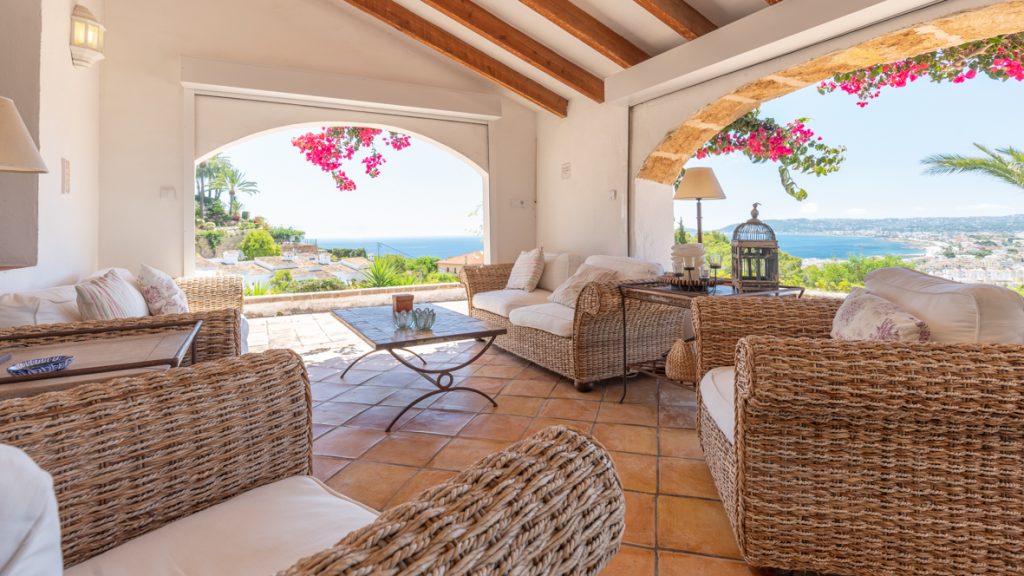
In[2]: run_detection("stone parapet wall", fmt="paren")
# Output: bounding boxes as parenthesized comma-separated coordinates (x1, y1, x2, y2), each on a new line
(243, 283, 466, 317)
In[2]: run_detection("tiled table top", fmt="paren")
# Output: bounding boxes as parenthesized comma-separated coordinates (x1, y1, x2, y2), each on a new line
(332, 304, 505, 350)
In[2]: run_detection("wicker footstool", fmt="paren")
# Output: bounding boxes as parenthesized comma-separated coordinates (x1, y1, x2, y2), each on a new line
(665, 338, 697, 384)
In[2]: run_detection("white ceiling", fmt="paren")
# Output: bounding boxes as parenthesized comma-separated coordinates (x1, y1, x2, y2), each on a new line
(339, 0, 776, 110)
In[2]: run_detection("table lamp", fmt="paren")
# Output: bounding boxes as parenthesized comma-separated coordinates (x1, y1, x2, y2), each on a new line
(674, 167, 724, 243)
(0, 97, 48, 174)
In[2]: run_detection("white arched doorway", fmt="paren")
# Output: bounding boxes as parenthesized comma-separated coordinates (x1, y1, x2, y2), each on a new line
(185, 94, 493, 275)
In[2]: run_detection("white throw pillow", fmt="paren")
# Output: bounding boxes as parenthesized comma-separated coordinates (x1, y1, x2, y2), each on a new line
(549, 264, 618, 308)
(137, 265, 190, 315)
(0, 286, 81, 328)
(583, 255, 662, 281)
(75, 270, 150, 321)
(506, 248, 545, 292)
(865, 267, 1024, 344)
(538, 252, 583, 292)
(832, 288, 931, 343)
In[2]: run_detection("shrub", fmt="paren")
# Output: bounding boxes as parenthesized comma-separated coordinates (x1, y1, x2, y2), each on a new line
(329, 247, 368, 259)
(425, 272, 459, 283)
(269, 226, 306, 243)
(239, 229, 282, 259)
(361, 259, 399, 287)
(196, 229, 225, 253)
(288, 278, 348, 293)
(244, 281, 270, 296)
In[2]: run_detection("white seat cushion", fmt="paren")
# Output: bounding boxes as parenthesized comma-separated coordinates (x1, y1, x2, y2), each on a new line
(472, 288, 552, 318)
(65, 476, 378, 576)
(583, 255, 662, 281)
(0, 285, 80, 328)
(0, 445, 63, 576)
(699, 366, 736, 444)
(240, 314, 250, 354)
(865, 268, 1024, 343)
(538, 252, 582, 292)
(508, 303, 575, 338)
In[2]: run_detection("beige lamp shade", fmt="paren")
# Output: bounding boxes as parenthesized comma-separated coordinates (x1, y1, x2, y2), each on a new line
(0, 97, 47, 173)
(674, 167, 725, 200)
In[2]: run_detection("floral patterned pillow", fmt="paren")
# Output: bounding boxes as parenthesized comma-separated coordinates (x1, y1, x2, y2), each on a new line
(832, 288, 930, 342)
(137, 265, 190, 315)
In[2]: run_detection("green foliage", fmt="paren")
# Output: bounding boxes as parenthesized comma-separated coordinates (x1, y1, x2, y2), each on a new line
(694, 110, 846, 201)
(269, 226, 306, 243)
(922, 143, 1024, 192)
(328, 247, 368, 259)
(361, 259, 400, 287)
(244, 281, 270, 296)
(196, 229, 225, 252)
(239, 229, 282, 259)
(674, 219, 692, 244)
(269, 270, 293, 293)
(410, 256, 439, 276)
(376, 254, 409, 273)
(426, 272, 459, 283)
(798, 255, 913, 293)
(284, 278, 348, 293)
(1013, 285, 1024, 297)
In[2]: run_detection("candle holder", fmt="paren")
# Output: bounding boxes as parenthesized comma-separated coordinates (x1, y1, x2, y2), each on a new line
(707, 254, 723, 295)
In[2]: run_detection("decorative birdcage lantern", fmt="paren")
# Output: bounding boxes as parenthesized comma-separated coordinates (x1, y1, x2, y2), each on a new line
(731, 203, 779, 293)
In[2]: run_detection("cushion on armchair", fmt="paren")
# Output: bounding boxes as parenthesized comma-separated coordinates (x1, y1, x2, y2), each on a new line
(865, 267, 1024, 343)
(0, 444, 63, 576)
(832, 288, 931, 342)
(65, 476, 377, 576)
(699, 367, 736, 443)
(75, 269, 149, 321)
(0, 285, 80, 328)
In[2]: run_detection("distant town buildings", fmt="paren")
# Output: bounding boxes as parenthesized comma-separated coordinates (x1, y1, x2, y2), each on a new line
(437, 250, 484, 275)
(196, 251, 370, 288)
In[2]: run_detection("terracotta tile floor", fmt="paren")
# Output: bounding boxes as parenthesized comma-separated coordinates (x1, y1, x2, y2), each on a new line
(248, 304, 765, 575)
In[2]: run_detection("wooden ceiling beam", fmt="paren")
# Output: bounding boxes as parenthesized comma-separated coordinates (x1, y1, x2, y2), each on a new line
(766, 0, 783, 4)
(341, 0, 569, 117)
(519, 0, 651, 68)
(423, 0, 604, 102)
(633, 0, 716, 41)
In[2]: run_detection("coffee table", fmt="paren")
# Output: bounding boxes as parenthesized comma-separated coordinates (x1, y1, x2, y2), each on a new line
(0, 320, 203, 400)
(332, 304, 507, 431)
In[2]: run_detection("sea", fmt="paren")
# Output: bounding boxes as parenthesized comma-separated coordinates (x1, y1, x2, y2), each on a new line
(312, 234, 923, 261)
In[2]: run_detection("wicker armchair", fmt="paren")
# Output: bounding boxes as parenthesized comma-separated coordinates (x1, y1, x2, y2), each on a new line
(0, 275, 244, 364)
(691, 296, 1024, 576)
(461, 264, 689, 391)
(0, 350, 625, 574)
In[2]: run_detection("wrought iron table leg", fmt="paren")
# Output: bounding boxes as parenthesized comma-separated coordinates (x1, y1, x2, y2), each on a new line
(340, 346, 427, 378)
(384, 336, 499, 432)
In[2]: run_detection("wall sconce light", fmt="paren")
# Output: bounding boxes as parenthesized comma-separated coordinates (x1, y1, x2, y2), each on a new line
(69, 5, 105, 68)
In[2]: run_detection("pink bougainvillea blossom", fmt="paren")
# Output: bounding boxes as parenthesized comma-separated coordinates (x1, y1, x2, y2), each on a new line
(818, 32, 1024, 106)
(692, 110, 845, 201)
(291, 126, 413, 191)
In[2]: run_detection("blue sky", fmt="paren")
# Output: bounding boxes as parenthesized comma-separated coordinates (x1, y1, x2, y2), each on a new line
(218, 128, 484, 239)
(219, 75, 1023, 240)
(682, 75, 1024, 230)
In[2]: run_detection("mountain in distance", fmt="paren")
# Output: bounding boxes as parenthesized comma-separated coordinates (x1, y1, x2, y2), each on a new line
(718, 214, 1024, 235)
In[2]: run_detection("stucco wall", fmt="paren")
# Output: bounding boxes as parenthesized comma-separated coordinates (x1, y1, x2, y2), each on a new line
(535, 98, 629, 258)
(0, 0, 102, 292)
(98, 0, 536, 275)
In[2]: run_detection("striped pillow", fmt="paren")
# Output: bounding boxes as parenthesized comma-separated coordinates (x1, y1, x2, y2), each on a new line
(75, 270, 150, 321)
(506, 248, 545, 292)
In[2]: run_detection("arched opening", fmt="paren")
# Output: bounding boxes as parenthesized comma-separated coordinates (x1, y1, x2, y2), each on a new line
(191, 120, 486, 298)
(631, 0, 1024, 268)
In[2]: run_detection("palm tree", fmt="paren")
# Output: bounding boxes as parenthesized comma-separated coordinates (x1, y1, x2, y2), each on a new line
(214, 166, 260, 219)
(194, 154, 229, 219)
(922, 143, 1024, 191)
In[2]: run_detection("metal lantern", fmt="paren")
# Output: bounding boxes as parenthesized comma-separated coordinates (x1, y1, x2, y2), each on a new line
(731, 203, 779, 293)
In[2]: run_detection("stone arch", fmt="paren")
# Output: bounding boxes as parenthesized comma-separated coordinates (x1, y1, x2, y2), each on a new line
(636, 1, 1024, 185)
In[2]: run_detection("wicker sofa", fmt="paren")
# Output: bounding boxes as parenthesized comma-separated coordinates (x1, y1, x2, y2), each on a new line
(691, 283, 1024, 574)
(0, 274, 245, 365)
(0, 350, 625, 575)
(461, 255, 690, 391)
